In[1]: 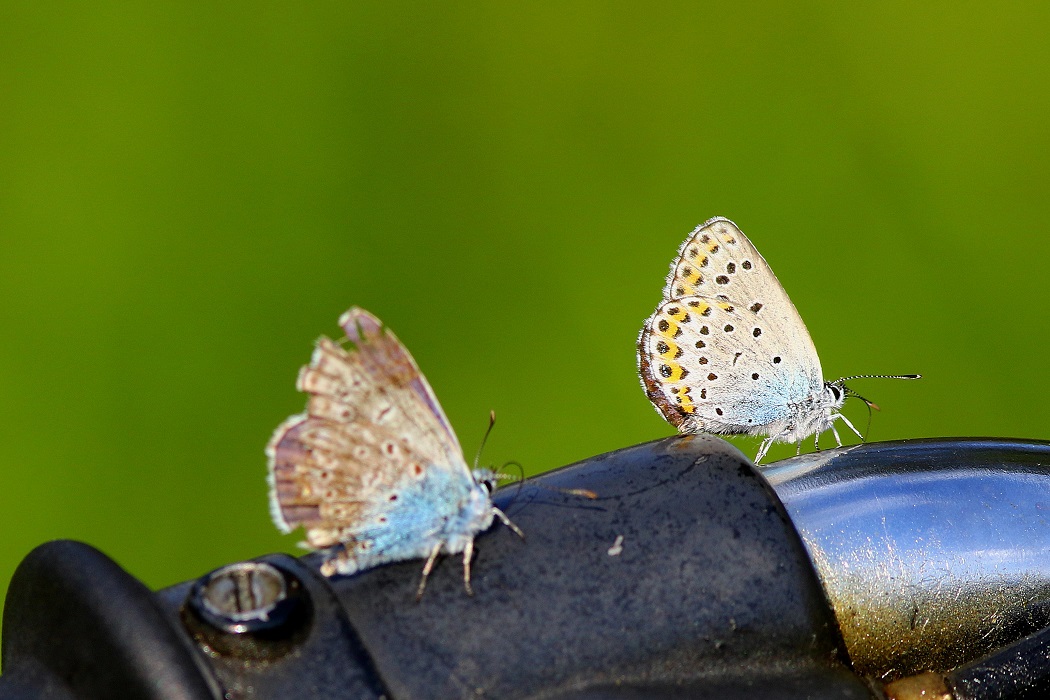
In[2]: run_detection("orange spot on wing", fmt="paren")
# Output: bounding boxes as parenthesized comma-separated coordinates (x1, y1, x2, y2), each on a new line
(677, 386, 696, 413)
(664, 361, 687, 382)
(655, 318, 680, 339)
(657, 340, 681, 360)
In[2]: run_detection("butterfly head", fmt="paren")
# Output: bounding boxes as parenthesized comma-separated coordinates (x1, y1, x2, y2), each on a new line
(472, 468, 501, 495)
(823, 380, 849, 411)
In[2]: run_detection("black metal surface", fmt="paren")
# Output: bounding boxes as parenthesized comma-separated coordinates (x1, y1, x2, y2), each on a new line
(948, 623, 1050, 700)
(0, 435, 879, 699)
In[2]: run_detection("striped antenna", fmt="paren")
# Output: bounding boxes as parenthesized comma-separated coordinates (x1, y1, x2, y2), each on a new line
(836, 374, 921, 382)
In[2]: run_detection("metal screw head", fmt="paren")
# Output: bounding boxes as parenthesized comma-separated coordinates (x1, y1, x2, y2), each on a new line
(198, 561, 287, 630)
(183, 561, 310, 659)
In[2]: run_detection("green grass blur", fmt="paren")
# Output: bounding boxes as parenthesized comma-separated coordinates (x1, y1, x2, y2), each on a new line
(2, 3, 1049, 614)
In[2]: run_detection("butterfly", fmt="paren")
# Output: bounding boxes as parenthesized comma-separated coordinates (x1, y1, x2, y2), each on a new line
(267, 307, 522, 598)
(637, 217, 918, 463)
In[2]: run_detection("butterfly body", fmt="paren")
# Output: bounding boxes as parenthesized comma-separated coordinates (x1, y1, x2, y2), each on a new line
(267, 308, 517, 594)
(637, 217, 908, 463)
(318, 464, 496, 579)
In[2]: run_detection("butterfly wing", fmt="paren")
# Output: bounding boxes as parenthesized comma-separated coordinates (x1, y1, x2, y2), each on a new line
(335, 307, 463, 460)
(638, 217, 824, 434)
(663, 218, 820, 367)
(638, 296, 818, 434)
(267, 308, 475, 556)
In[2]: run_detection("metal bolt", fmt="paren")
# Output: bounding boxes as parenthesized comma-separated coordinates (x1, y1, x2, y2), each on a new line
(198, 562, 287, 629)
(183, 561, 309, 659)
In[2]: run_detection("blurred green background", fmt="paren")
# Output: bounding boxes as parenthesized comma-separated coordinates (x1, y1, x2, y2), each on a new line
(1, 2, 1049, 613)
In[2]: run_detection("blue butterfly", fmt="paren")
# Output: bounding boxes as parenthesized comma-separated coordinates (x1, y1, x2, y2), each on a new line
(267, 307, 522, 597)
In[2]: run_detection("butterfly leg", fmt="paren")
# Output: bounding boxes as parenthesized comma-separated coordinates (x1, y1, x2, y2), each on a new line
(319, 544, 349, 578)
(814, 432, 821, 452)
(415, 542, 443, 601)
(755, 437, 775, 464)
(462, 538, 475, 596)
(830, 422, 842, 447)
(835, 413, 864, 442)
(795, 441, 802, 456)
(493, 507, 525, 540)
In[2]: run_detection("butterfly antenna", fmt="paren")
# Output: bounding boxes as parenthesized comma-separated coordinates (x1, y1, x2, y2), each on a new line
(836, 375, 919, 431)
(502, 459, 525, 483)
(496, 460, 598, 501)
(474, 410, 498, 471)
(837, 374, 922, 382)
(845, 387, 881, 412)
(499, 460, 528, 502)
(845, 387, 878, 438)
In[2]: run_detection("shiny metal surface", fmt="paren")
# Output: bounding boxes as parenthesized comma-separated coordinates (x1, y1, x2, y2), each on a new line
(763, 438, 1050, 681)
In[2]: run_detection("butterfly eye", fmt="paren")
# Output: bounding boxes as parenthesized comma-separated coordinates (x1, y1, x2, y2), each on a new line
(829, 385, 842, 400)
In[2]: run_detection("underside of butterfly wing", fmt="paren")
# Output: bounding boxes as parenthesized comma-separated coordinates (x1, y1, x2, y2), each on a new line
(266, 308, 486, 573)
(638, 296, 819, 436)
(337, 308, 464, 459)
(638, 217, 827, 436)
(661, 217, 821, 371)
(639, 217, 913, 462)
